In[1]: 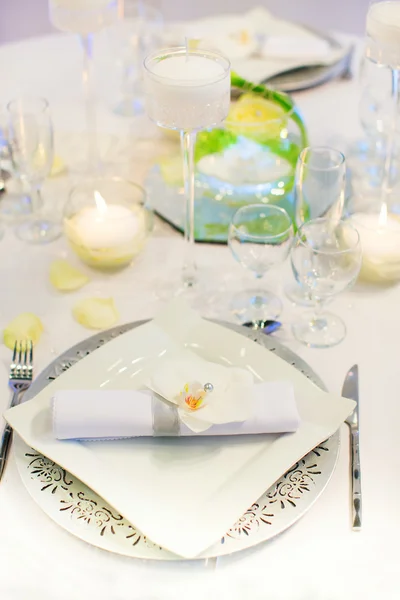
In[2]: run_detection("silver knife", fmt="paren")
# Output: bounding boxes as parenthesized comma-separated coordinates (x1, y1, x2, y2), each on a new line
(342, 364, 362, 530)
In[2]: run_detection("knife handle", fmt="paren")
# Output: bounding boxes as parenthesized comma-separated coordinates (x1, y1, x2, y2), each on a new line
(350, 429, 362, 530)
(0, 424, 13, 482)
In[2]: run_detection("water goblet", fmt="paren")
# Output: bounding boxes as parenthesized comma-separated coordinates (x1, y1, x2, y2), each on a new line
(7, 97, 62, 243)
(285, 146, 346, 306)
(290, 218, 361, 348)
(228, 204, 293, 324)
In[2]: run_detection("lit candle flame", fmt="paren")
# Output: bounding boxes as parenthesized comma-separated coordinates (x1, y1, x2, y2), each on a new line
(94, 191, 108, 217)
(378, 202, 388, 228)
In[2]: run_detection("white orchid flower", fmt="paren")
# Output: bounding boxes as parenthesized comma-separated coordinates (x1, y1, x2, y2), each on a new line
(148, 351, 254, 433)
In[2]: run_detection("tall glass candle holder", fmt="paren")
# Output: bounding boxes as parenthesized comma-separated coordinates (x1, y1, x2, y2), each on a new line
(365, 1, 400, 212)
(143, 46, 230, 287)
(49, 0, 118, 173)
(346, 1, 400, 283)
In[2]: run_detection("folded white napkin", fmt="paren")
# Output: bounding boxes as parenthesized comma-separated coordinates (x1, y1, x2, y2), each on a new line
(52, 382, 300, 440)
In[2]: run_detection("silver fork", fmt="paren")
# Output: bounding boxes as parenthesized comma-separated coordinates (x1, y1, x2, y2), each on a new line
(0, 340, 33, 482)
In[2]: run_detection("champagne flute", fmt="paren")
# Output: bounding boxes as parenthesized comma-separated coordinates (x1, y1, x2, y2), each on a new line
(285, 146, 346, 305)
(7, 97, 62, 243)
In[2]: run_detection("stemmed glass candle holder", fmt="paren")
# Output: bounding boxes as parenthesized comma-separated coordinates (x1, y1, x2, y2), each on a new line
(228, 204, 293, 324)
(64, 176, 150, 270)
(345, 1, 400, 283)
(365, 2, 400, 212)
(143, 46, 231, 287)
(49, 0, 118, 172)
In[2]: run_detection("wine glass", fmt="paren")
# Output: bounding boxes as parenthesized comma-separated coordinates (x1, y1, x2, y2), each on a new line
(290, 218, 361, 348)
(112, 0, 163, 117)
(7, 97, 62, 243)
(228, 204, 293, 324)
(285, 146, 346, 305)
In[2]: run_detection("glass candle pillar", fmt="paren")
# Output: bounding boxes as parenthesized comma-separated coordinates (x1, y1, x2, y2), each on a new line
(143, 46, 231, 287)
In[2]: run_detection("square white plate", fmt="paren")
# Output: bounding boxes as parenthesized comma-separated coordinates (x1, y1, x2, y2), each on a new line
(5, 302, 355, 558)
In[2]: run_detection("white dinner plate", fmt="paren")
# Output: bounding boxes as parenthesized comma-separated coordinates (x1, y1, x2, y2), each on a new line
(6, 303, 354, 558)
(12, 319, 342, 560)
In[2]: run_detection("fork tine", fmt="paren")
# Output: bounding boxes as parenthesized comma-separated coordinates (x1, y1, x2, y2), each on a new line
(23, 342, 27, 364)
(12, 341, 17, 363)
(18, 341, 22, 366)
(29, 340, 33, 366)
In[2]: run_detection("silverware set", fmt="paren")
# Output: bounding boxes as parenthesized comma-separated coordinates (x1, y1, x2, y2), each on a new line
(0, 340, 33, 481)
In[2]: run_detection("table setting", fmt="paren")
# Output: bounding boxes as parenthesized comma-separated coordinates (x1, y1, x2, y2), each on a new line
(0, 1, 399, 599)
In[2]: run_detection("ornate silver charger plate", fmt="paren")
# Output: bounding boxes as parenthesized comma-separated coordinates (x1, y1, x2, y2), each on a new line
(14, 320, 339, 560)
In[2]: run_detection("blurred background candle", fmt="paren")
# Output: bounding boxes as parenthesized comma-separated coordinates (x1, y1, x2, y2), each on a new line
(64, 177, 151, 270)
(348, 210, 400, 282)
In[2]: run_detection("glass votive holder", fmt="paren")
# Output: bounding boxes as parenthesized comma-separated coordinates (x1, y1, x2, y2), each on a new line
(347, 209, 400, 283)
(64, 177, 152, 271)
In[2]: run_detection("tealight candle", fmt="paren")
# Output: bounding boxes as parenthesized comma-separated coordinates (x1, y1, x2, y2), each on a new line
(64, 178, 149, 270)
(348, 211, 400, 282)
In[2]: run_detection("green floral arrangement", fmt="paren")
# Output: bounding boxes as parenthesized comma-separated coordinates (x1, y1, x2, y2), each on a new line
(193, 72, 308, 165)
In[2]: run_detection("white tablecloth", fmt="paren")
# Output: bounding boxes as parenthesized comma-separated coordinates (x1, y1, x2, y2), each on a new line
(0, 32, 398, 600)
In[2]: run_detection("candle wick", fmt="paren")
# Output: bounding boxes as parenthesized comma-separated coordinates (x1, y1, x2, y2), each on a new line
(185, 36, 189, 61)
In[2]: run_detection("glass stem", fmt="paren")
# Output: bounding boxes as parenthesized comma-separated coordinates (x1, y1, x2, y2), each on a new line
(311, 298, 325, 324)
(30, 184, 43, 215)
(180, 130, 197, 287)
(80, 33, 98, 172)
(382, 68, 400, 206)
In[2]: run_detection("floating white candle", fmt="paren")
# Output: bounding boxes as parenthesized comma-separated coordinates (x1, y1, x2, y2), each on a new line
(65, 204, 146, 270)
(144, 49, 230, 130)
(348, 212, 400, 282)
(71, 205, 140, 248)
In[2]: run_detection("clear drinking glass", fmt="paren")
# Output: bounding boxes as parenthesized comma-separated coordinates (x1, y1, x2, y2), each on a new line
(7, 97, 62, 243)
(112, 0, 163, 117)
(291, 218, 361, 348)
(228, 204, 293, 324)
(285, 146, 346, 305)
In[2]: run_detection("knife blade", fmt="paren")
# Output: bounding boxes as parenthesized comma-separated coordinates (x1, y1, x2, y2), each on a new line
(342, 364, 362, 530)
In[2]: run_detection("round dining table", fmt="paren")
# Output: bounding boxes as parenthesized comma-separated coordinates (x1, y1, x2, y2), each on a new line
(0, 29, 398, 600)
